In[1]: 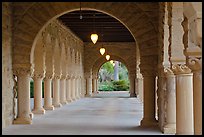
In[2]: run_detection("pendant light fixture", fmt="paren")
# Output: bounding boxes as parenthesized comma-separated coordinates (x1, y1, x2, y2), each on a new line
(91, 12, 98, 44)
(106, 55, 110, 60)
(99, 26, 105, 55)
(100, 47, 105, 55)
(79, 2, 82, 20)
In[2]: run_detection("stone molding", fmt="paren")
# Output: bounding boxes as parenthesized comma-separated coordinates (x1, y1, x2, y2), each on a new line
(172, 64, 192, 75)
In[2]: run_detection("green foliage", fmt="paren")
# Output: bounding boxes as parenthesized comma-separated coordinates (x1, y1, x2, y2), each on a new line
(98, 80, 129, 91)
(112, 80, 129, 91)
(98, 81, 114, 91)
(30, 81, 44, 98)
(101, 62, 114, 73)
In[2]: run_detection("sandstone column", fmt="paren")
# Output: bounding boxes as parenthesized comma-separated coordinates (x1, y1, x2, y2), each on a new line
(66, 76, 73, 103)
(70, 76, 76, 101)
(140, 71, 157, 127)
(129, 73, 136, 97)
(32, 73, 45, 114)
(13, 69, 33, 124)
(85, 73, 92, 97)
(188, 57, 202, 135)
(52, 76, 62, 107)
(43, 74, 54, 110)
(75, 77, 80, 99)
(163, 68, 176, 134)
(60, 76, 67, 105)
(172, 64, 194, 135)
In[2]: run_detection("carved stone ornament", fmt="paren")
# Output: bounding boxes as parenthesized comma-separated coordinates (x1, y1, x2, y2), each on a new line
(44, 72, 54, 80)
(164, 67, 174, 76)
(172, 64, 192, 75)
(13, 68, 31, 76)
(187, 57, 202, 72)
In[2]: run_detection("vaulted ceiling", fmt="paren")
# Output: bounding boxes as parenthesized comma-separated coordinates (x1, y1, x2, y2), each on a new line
(58, 10, 135, 42)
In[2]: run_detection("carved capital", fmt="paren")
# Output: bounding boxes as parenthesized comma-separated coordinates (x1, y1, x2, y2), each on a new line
(44, 72, 54, 80)
(187, 57, 202, 72)
(60, 75, 67, 80)
(172, 64, 192, 75)
(53, 75, 61, 80)
(164, 67, 175, 76)
(13, 68, 31, 77)
(32, 73, 45, 80)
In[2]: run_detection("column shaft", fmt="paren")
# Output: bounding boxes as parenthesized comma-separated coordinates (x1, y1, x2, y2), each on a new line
(176, 73, 194, 135)
(193, 71, 202, 135)
(53, 78, 62, 107)
(44, 78, 54, 110)
(164, 73, 176, 134)
(13, 74, 32, 124)
(32, 78, 45, 114)
(129, 76, 136, 97)
(140, 75, 157, 126)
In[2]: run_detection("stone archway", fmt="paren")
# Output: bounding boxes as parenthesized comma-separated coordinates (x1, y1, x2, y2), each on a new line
(12, 2, 159, 73)
(91, 55, 136, 97)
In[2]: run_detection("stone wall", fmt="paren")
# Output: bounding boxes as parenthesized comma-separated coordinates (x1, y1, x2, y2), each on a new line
(2, 2, 15, 128)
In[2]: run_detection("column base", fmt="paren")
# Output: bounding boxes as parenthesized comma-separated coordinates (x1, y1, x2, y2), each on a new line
(130, 93, 137, 97)
(13, 117, 32, 124)
(71, 97, 77, 101)
(85, 94, 92, 97)
(163, 124, 176, 134)
(66, 99, 73, 103)
(60, 101, 68, 105)
(140, 118, 158, 127)
(32, 108, 45, 114)
(176, 132, 194, 135)
(53, 103, 62, 108)
(44, 105, 54, 110)
(76, 96, 81, 99)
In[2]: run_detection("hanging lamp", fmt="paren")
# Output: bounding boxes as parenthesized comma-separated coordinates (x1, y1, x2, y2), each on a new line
(106, 55, 110, 60)
(100, 47, 105, 55)
(91, 12, 98, 44)
(79, 2, 82, 20)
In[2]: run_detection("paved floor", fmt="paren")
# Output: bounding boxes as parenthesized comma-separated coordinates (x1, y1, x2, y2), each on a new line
(2, 91, 164, 135)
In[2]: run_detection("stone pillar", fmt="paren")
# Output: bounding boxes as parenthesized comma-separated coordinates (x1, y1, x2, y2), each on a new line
(66, 76, 73, 103)
(92, 75, 97, 94)
(129, 73, 136, 97)
(140, 71, 158, 127)
(163, 68, 176, 134)
(70, 76, 76, 101)
(32, 73, 45, 114)
(172, 64, 194, 135)
(187, 58, 202, 135)
(43, 74, 54, 110)
(13, 69, 32, 124)
(52, 76, 62, 107)
(85, 74, 92, 97)
(60, 76, 67, 105)
(85, 71, 92, 97)
(75, 77, 80, 99)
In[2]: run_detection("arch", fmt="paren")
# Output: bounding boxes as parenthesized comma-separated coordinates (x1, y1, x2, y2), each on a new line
(12, 2, 158, 71)
(92, 55, 131, 78)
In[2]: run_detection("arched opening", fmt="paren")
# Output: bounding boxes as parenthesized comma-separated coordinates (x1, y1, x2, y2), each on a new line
(96, 60, 130, 98)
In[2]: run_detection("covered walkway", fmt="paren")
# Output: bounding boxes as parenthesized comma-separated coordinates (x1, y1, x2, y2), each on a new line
(2, 92, 163, 135)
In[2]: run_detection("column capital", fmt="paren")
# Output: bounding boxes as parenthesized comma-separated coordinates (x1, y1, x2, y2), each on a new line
(60, 75, 67, 80)
(13, 68, 31, 77)
(140, 69, 157, 77)
(187, 57, 202, 72)
(172, 64, 192, 75)
(32, 70, 45, 79)
(53, 75, 61, 80)
(44, 72, 54, 80)
(164, 67, 175, 77)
